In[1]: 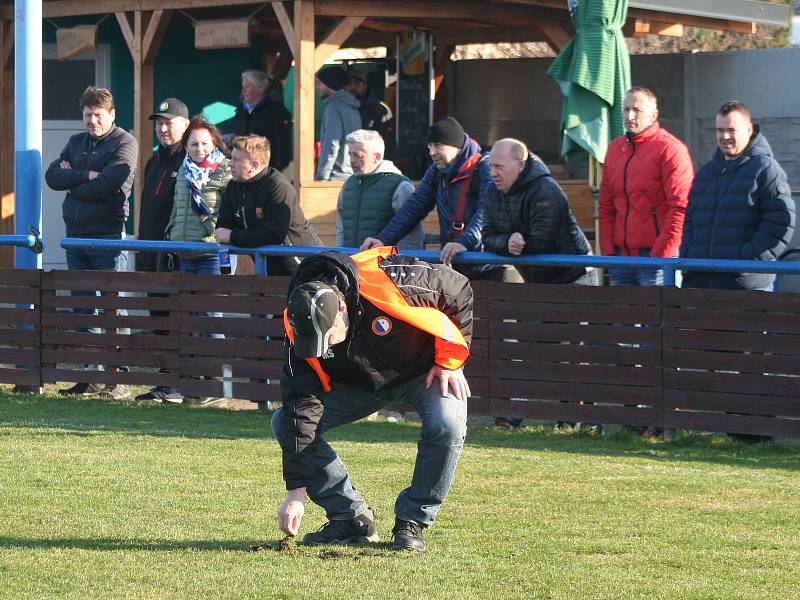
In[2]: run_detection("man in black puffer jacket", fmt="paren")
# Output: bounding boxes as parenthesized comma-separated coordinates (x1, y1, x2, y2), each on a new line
(483, 138, 596, 285)
(215, 135, 320, 275)
(680, 101, 795, 291)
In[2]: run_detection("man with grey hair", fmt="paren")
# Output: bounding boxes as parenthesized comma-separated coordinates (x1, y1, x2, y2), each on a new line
(223, 69, 292, 171)
(483, 138, 595, 285)
(337, 129, 423, 250)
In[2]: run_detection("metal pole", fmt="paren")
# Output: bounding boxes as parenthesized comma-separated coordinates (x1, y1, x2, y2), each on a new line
(14, 0, 43, 270)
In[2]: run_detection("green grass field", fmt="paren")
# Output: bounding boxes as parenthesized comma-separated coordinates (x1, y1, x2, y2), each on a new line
(1, 390, 799, 599)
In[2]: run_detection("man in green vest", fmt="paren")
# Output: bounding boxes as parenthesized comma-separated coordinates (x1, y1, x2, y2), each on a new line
(336, 129, 424, 250)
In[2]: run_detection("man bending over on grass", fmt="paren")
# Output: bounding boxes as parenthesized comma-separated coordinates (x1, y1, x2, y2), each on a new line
(272, 247, 473, 552)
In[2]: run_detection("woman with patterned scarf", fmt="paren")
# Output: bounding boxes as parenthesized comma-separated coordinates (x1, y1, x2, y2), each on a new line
(166, 115, 232, 275)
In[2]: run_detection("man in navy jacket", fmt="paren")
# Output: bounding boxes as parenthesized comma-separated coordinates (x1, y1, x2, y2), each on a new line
(361, 117, 495, 278)
(680, 101, 794, 291)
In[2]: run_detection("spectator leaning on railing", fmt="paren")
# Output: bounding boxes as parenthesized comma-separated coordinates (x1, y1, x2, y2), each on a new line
(215, 134, 321, 276)
(483, 138, 596, 285)
(336, 129, 423, 251)
(361, 116, 497, 280)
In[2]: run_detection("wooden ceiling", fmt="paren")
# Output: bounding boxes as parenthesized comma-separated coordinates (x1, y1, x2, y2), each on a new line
(0, 0, 785, 53)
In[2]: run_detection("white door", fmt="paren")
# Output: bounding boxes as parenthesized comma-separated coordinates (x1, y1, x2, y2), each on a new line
(42, 43, 109, 270)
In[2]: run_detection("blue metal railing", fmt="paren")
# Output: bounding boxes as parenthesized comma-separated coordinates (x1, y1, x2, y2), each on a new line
(0, 229, 44, 254)
(59, 237, 800, 285)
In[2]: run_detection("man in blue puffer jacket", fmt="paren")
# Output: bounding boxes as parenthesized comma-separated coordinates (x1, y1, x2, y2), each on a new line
(360, 116, 496, 279)
(680, 101, 795, 291)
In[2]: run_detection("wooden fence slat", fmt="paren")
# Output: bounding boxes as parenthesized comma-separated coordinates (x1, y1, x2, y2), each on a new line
(489, 282, 661, 305)
(663, 307, 800, 334)
(0, 287, 40, 304)
(664, 411, 800, 437)
(488, 361, 660, 386)
(664, 389, 800, 417)
(43, 367, 176, 387)
(487, 379, 661, 405)
(487, 301, 661, 325)
(663, 348, 800, 376)
(41, 348, 179, 370)
(180, 356, 283, 379)
(180, 337, 283, 359)
(42, 312, 174, 331)
(663, 286, 800, 312)
(0, 348, 39, 363)
(490, 340, 660, 367)
(0, 270, 41, 285)
(490, 321, 660, 346)
(42, 294, 176, 312)
(177, 295, 286, 314)
(663, 328, 800, 354)
(665, 370, 800, 397)
(179, 316, 284, 337)
(0, 329, 40, 345)
(0, 367, 41, 385)
(41, 331, 179, 350)
(43, 270, 178, 293)
(0, 308, 39, 325)
(488, 398, 661, 426)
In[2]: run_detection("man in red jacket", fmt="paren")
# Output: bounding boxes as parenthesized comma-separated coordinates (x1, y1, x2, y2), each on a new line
(599, 87, 694, 286)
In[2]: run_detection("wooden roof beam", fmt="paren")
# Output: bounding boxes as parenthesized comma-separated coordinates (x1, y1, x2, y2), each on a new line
(314, 16, 365, 71)
(271, 1, 298, 59)
(625, 19, 684, 38)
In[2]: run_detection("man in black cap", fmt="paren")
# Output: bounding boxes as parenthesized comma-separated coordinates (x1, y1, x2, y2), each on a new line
(361, 116, 496, 279)
(273, 247, 473, 552)
(134, 98, 189, 404)
(315, 66, 362, 181)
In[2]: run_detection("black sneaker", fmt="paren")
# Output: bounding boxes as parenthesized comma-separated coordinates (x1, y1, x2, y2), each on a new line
(58, 382, 106, 397)
(99, 384, 131, 401)
(302, 508, 379, 546)
(391, 518, 425, 552)
(135, 386, 184, 404)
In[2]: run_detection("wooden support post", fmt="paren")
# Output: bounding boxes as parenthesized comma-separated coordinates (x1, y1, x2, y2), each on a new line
(294, 1, 315, 187)
(0, 21, 14, 268)
(116, 10, 170, 237)
(432, 44, 453, 122)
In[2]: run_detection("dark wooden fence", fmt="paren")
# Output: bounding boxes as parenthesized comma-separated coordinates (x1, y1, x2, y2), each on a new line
(1, 270, 799, 437)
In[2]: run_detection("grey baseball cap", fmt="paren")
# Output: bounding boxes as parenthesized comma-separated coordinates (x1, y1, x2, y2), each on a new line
(286, 282, 340, 358)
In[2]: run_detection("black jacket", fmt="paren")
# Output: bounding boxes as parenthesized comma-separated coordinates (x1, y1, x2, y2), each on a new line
(680, 127, 795, 290)
(223, 98, 293, 171)
(216, 167, 321, 275)
(277, 251, 473, 489)
(483, 155, 592, 283)
(45, 125, 138, 237)
(136, 142, 185, 271)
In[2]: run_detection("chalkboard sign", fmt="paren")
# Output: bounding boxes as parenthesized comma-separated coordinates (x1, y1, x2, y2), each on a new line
(397, 32, 432, 179)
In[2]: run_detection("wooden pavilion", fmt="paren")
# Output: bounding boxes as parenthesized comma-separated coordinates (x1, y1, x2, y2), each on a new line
(0, 0, 790, 267)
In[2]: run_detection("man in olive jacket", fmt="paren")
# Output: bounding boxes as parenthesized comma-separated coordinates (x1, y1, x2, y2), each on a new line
(483, 138, 596, 285)
(215, 135, 321, 275)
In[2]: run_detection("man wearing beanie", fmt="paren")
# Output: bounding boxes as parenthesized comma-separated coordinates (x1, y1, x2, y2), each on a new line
(315, 66, 362, 181)
(361, 116, 496, 278)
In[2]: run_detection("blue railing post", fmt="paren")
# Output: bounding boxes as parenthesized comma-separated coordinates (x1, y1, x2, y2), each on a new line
(13, 0, 43, 270)
(254, 253, 268, 276)
(663, 267, 676, 287)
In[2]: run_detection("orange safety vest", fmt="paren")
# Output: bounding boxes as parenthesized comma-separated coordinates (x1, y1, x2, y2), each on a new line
(283, 246, 470, 391)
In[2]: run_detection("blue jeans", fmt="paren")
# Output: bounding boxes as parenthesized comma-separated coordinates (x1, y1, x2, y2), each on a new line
(271, 374, 468, 527)
(179, 255, 223, 339)
(65, 233, 124, 271)
(607, 248, 663, 287)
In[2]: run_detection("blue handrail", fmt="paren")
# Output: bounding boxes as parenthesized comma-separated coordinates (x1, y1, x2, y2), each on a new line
(0, 231, 43, 254)
(59, 237, 800, 286)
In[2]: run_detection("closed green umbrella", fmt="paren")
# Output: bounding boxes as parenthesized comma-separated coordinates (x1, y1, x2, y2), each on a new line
(547, 0, 631, 164)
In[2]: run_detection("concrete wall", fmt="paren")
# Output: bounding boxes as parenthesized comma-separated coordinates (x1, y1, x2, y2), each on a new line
(449, 48, 800, 189)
